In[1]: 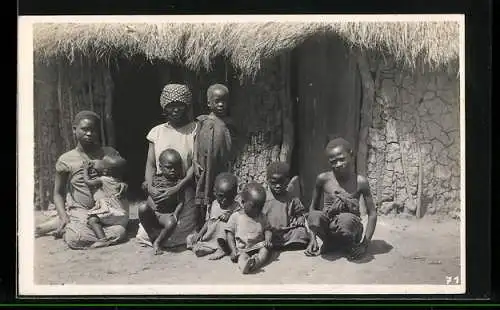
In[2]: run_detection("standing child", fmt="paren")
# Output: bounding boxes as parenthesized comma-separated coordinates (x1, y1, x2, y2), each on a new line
(193, 84, 237, 229)
(263, 162, 311, 250)
(186, 172, 240, 260)
(142, 149, 185, 255)
(225, 182, 272, 274)
(83, 155, 129, 248)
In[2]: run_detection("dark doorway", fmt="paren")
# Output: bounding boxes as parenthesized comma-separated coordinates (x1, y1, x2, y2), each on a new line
(111, 57, 164, 199)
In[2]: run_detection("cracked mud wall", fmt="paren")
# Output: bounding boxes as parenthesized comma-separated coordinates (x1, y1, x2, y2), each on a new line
(361, 55, 460, 217)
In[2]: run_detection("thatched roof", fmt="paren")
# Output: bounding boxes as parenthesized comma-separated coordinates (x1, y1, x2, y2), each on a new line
(33, 22, 460, 76)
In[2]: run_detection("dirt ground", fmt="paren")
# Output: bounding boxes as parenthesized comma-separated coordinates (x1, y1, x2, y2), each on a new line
(34, 205, 461, 286)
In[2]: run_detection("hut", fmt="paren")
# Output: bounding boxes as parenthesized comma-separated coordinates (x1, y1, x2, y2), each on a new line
(32, 21, 461, 218)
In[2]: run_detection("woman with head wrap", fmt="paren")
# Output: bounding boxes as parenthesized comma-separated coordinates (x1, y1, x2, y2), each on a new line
(135, 84, 199, 251)
(49, 111, 129, 250)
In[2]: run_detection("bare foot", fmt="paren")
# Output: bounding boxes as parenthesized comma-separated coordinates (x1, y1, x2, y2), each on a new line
(193, 245, 214, 257)
(90, 239, 111, 249)
(242, 256, 257, 274)
(153, 244, 163, 255)
(208, 248, 226, 260)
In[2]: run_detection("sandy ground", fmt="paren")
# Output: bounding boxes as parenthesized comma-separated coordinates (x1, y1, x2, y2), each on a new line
(33, 206, 461, 286)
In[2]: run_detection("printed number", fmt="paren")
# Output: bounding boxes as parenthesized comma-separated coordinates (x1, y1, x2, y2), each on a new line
(446, 276, 460, 285)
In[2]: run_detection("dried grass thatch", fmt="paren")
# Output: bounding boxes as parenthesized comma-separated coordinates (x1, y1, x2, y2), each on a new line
(33, 21, 459, 77)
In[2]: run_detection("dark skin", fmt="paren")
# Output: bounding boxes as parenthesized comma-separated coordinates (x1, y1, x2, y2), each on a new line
(144, 101, 194, 206)
(226, 188, 272, 263)
(194, 178, 238, 243)
(146, 152, 185, 255)
(83, 159, 127, 243)
(208, 88, 229, 119)
(305, 145, 378, 260)
(53, 118, 102, 239)
(268, 173, 306, 228)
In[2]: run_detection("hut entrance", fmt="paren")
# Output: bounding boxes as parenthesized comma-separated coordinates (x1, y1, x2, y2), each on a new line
(111, 58, 164, 199)
(293, 34, 362, 206)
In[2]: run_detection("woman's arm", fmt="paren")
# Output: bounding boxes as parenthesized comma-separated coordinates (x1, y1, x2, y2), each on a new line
(309, 174, 323, 213)
(144, 142, 157, 192)
(173, 201, 184, 223)
(53, 171, 70, 225)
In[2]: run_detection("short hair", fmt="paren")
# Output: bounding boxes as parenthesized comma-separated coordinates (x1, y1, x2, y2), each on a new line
(241, 182, 266, 202)
(325, 136, 353, 153)
(214, 172, 238, 191)
(207, 84, 229, 101)
(266, 161, 291, 179)
(73, 110, 101, 126)
(158, 148, 183, 166)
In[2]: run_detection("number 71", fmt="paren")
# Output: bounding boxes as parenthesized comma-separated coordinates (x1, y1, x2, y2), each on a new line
(446, 276, 459, 284)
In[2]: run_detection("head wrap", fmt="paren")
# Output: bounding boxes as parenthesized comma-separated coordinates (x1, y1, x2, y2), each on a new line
(207, 84, 229, 102)
(160, 84, 192, 109)
(73, 110, 101, 126)
(325, 136, 352, 152)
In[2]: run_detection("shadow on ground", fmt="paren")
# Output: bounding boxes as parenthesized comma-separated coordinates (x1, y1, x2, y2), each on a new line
(321, 239, 394, 264)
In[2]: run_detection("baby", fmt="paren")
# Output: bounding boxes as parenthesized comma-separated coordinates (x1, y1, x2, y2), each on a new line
(225, 182, 273, 274)
(186, 172, 241, 260)
(83, 155, 128, 248)
(146, 148, 185, 255)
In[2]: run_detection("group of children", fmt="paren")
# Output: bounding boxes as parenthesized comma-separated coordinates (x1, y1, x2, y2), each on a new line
(148, 148, 312, 274)
(36, 81, 375, 273)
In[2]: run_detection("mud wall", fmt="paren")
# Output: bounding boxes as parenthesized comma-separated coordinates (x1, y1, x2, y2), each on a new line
(360, 54, 460, 217)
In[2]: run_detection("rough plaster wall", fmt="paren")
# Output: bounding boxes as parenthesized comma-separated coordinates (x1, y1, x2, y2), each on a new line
(365, 56, 460, 217)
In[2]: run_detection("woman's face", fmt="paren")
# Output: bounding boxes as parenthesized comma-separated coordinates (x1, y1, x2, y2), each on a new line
(164, 101, 188, 125)
(73, 118, 99, 146)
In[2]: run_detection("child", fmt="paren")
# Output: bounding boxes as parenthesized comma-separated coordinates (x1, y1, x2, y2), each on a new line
(186, 172, 240, 260)
(193, 84, 237, 229)
(145, 148, 185, 255)
(305, 136, 378, 260)
(263, 162, 311, 250)
(83, 155, 129, 248)
(225, 182, 272, 274)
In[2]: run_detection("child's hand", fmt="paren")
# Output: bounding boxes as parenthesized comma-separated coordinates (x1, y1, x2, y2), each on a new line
(218, 212, 231, 222)
(230, 251, 239, 263)
(264, 240, 273, 249)
(53, 218, 69, 240)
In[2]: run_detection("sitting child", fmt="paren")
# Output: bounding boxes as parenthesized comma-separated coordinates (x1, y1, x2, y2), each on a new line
(186, 172, 240, 260)
(263, 162, 311, 250)
(145, 148, 185, 255)
(225, 182, 272, 274)
(83, 155, 129, 248)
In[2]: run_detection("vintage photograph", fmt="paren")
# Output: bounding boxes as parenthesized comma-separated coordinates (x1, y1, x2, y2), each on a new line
(18, 15, 465, 295)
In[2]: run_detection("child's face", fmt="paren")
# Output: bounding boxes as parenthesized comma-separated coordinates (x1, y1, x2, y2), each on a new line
(208, 89, 229, 117)
(268, 173, 289, 196)
(159, 157, 181, 180)
(326, 145, 352, 174)
(213, 180, 236, 208)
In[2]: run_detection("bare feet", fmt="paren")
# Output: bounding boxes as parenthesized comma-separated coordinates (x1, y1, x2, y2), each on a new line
(208, 248, 226, 260)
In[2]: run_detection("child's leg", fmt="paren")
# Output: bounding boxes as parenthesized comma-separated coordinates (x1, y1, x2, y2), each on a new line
(87, 215, 106, 239)
(152, 214, 177, 255)
(238, 252, 251, 273)
(253, 247, 271, 269)
(208, 246, 226, 260)
(138, 198, 161, 241)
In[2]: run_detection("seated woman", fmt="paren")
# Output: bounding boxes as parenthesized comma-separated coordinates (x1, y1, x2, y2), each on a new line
(52, 110, 129, 250)
(135, 84, 198, 249)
